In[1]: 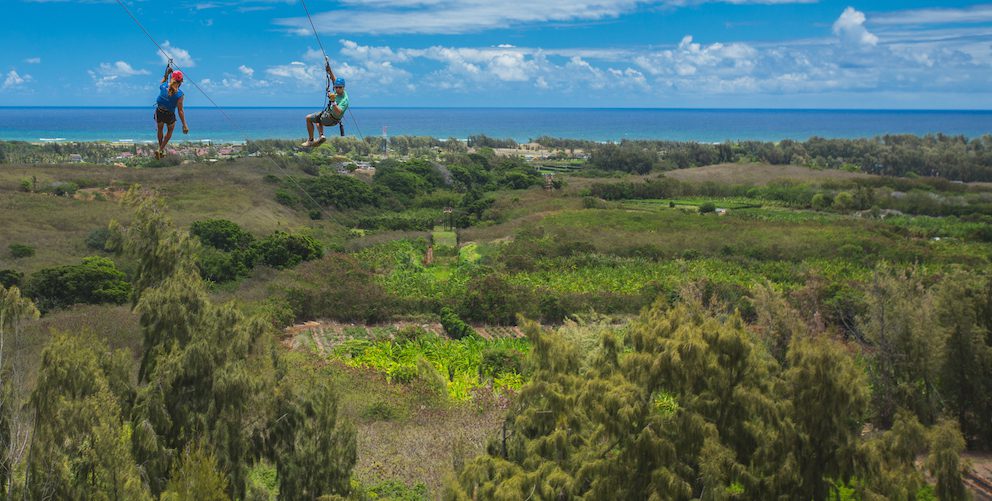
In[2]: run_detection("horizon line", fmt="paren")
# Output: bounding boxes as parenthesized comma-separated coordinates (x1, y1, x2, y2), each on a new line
(1, 106, 991, 113)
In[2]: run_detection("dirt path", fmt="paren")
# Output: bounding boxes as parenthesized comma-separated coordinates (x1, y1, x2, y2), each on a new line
(965, 452, 992, 500)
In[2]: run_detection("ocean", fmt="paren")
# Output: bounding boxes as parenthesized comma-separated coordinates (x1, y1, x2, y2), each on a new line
(0, 107, 990, 144)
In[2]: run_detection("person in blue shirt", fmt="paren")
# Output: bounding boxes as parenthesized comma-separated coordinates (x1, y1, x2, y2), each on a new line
(154, 63, 189, 159)
(302, 59, 349, 147)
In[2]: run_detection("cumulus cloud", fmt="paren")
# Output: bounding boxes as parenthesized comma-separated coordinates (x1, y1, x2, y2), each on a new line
(2, 70, 31, 90)
(239, 65, 255, 78)
(833, 7, 879, 47)
(88, 61, 150, 88)
(158, 41, 196, 68)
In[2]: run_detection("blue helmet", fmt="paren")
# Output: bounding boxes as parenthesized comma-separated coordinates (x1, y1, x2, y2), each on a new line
(334, 78, 346, 87)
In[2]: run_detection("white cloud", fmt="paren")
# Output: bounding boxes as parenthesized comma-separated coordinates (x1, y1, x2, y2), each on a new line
(158, 41, 196, 68)
(2, 70, 31, 90)
(872, 4, 992, 26)
(276, 0, 820, 35)
(833, 7, 879, 47)
(88, 61, 150, 88)
(239, 65, 255, 78)
(25, 57, 41, 64)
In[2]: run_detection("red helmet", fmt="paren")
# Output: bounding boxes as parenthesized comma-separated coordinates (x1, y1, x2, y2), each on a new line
(172, 71, 184, 82)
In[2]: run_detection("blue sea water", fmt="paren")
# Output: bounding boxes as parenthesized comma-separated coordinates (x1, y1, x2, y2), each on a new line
(0, 107, 990, 144)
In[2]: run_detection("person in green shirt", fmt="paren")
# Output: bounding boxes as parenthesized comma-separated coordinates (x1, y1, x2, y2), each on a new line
(302, 59, 349, 147)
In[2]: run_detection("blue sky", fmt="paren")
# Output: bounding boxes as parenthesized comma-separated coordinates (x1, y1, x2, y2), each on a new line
(1, 0, 991, 108)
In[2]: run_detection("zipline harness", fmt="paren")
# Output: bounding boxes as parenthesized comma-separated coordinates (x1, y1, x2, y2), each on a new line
(113, 0, 331, 219)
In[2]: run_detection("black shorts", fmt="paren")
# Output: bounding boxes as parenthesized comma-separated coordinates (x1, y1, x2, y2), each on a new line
(308, 110, 340, 127)
(155, 107, 177, 125)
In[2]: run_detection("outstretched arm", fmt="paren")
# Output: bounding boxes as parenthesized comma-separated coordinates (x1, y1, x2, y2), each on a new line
(161, 63, 172, 84)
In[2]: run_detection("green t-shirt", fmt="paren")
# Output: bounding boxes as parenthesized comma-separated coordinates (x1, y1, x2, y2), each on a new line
(329, 91, 349, 119)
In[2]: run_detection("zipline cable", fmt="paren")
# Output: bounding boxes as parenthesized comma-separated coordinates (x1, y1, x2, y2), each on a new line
(113, 0, 331, 219)
(299, 0, 367, 144)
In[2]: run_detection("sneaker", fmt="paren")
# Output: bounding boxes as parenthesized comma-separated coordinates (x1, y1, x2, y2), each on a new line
(301, 139, 314, 148)
(314, 135, 327, 146)
(154, 150, 162, 159)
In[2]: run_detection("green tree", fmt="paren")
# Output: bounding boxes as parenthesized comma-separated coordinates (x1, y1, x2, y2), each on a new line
(935, 273, 992, 447)
(24, 256, 131, 312)
(0, 285, 39, 496)
(273, 380, 356, 500)
(785, 337, 869, 500)
(927, 419, 967, 501)
(251, 231, 323, 269)
(160, 443, 230, 501)
(190, 219, 255, 252)
(858, 267, 942, 427)
(26, 333, 149, 500)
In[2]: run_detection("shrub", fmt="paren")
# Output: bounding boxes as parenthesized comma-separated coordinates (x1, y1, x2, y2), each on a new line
(274, 189, 300, 208)
(361, 401, 399, 422)
(0, 269, 23, 288)
(440, 307, 475, 340)
(480, 347, 525, 378)
(190, 219, 255, 252)
(48, 181, 79, 197)
(395, 325, 429, 344)
(811, 193, 831, 210)
(460, 274, 537, 325)
(85, 227, 112, 251)
(9, 244, 35, 259)
(279, 254, 392, 323)
(699, 201, 717, 214)
(196, 247, 251, 283)
(834, 191, 855, 211)
(251, 231, 323, 269)
(24, 256, 131, 312)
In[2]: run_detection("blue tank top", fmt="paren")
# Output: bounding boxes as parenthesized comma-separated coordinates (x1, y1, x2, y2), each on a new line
(156, 82, 184, 112)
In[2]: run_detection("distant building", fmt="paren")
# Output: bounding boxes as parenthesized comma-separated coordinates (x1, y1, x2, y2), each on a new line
(69, 154, 84, 163)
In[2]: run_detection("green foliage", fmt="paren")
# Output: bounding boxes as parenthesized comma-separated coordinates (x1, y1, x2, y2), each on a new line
(197, 246, 252, 283)
(160, 444, 231, 501)
(357, 479, 429, 501)
(589, 142, 659, 174)
(459, 273, 535, 325)
(332, 334, 529, 400)
(24, 256, 131, 312)
(251, 231, 323, 269)
(0, 269, 22, 289)
(190, 219, 255, 252)
(8, 243, 34, 259)
(86, 227, 113, 251)
(927, 420, 968, 501)
(440, 307, 475, 340)
(27, 332, 150, 500)
(450, 300, 875, 501)
(300, 174, 378, 209)
(278, 254, 393, 323)
(273, 380, 357, 500)
(698, 201, 717, 213)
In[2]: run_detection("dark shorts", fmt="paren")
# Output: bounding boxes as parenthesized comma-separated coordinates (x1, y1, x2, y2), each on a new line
(155, 107, 177, 125)
(308, 110, 340, 127)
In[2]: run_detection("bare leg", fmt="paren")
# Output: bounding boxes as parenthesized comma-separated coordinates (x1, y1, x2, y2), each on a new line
(157, 122, 166, 151)
(161, 123, 177, 153)
(316, 123, 325, 138)
(306, 116, 315, 141)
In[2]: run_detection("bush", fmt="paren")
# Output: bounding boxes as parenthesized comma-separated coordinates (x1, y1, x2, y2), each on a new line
(24, 256, 131, 312)
(811, 193, 831, 210)
(274, 189, 300, 208)
(440, 307, 475, 340)
(85, 227, 112, 251)
(279, 254, 392, 323)
(48, 181, 78, 197)
(361, 401, 399, 422)
(196, 247, 251, 283)
(190, 219, 254, 251)
(251, 231, 323, 269)
(480, 347, 525, 378)
(460, 274, 536, 325)
(395, 325, 429, 344)
(699, 202, 717, 214)
(0, 269, 23, 288)
(9, 244, 35, 259)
